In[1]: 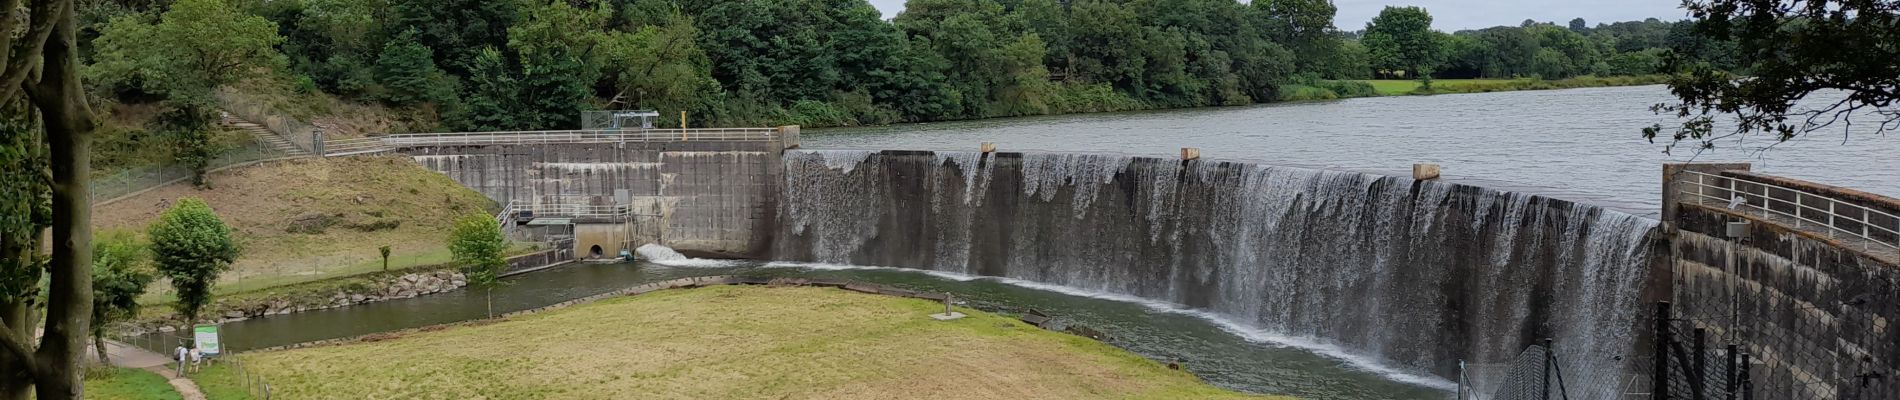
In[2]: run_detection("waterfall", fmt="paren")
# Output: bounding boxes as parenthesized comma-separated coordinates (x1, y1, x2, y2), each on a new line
(773, 150, 1660, 397)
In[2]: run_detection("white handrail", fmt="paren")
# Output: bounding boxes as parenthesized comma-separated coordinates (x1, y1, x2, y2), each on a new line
(1675, 170, 1900, 250)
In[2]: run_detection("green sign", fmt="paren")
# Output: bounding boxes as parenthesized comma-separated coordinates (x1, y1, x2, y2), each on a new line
(193, 325, 221, 356)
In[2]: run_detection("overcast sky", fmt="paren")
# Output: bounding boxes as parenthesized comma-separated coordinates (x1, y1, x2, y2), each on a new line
(863, 0, 1689, 32)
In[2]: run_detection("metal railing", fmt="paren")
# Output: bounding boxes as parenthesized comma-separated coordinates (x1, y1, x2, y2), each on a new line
(215, 89, 320, 155)
(321, 137, 393, 157)
(383, 128, 778, 147)
(498, 200, 659, 221)
(1675, 170, 1900, 250)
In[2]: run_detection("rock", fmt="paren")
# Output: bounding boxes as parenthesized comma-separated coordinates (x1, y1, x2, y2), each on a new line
(350, 294, 367, 303)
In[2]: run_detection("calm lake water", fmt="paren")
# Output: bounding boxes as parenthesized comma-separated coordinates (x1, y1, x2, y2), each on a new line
(806, 85, 1900, 216)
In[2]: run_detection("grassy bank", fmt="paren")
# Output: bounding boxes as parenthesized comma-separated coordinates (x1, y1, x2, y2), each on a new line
(198, 285, 1278, 399)
(93, 155, 496, 305)
(83, 367, 183, 400)
(1363, 75, 1668, 96)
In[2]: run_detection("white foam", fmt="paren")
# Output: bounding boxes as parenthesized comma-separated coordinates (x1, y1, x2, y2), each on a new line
(634, 244, 742, 268)
(757, 261, 1458, 391)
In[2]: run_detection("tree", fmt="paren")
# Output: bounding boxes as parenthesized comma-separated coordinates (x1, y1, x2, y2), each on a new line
(89, 231, 155, 364)
(448, 214, 506, 318)
(1568, 18, 1588, 32)
(391, 0, 517, 75)
(378, 245, 392, 272)
(451, 48, 521, 131)
(0, 97, 53, 400)
(147, 198, 239, 326)
(508, 0, 604, 130)
(1363, 6, 1443, 79)
(1647, 0, 1899, 153)
(87, 0, 286, 97)
(4, 0, 104, 397)
(153, 98, 221, 188)
(374, 29, 452, 107)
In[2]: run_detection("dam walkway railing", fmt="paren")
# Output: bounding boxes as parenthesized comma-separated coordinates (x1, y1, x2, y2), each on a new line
(1674, 170, 1900, 252)
(317, 128, 785, 157)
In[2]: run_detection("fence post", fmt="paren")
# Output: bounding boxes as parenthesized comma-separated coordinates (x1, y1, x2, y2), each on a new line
(1542, 338, 1552, 400)
(1725, 344, 1738, 400)
(1655, 301, 1672, 400)
(1693, 328, 1706, 400)
(1738, 351, 1751, 400)
(1457, 359, 1467, 400)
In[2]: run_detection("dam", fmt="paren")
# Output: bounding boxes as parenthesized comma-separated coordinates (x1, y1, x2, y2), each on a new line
(352, 125, 1897, 399)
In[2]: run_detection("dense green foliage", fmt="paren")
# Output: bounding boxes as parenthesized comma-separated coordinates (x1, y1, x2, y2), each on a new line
(0, 109, 49, 312)
(88, 0, 287, 99)
(148, 198, 241, 324)
(89, 230, 156, 362)
(1649, 0, 1898, 153)
(448, 213, 506, 317)
(72, 0, 1745, 131)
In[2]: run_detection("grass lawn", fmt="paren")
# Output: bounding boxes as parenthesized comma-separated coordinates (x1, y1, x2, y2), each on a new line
(1364, 79, 1524, 95)
(201, 286, 1279, 400)
(82, 367, 182, 400)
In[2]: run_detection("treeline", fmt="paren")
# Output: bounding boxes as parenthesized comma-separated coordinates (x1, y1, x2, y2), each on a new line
(1357, 7, 1736, 81)
(80, 0, 1728, 132)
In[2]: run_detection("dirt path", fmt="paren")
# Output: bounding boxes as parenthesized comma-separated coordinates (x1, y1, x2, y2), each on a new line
(83, 336, 208, 400)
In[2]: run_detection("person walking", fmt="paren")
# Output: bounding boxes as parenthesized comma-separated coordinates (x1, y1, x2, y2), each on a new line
(189, 346, 203, 373)
(174, 342, 189, 375)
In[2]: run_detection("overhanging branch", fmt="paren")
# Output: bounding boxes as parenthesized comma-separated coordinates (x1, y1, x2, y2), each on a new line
(0, 326, 39, 378)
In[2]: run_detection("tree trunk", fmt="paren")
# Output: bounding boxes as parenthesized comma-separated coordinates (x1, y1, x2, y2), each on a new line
(92, 332, 108, 365)
(0, 301, 28, 400)
(486, 289, 493, 319)
(28, 6, 97, 399)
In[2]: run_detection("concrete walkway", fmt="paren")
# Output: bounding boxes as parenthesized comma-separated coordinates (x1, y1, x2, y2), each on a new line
(82, 338, 208, 400)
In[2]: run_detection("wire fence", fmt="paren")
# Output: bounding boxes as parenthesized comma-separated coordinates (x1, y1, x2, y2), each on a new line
(109, 323, 275, 399)
(215, 89, 321, 154)
(1625, 301, 1898, 400)
(89, 139, 287, 204)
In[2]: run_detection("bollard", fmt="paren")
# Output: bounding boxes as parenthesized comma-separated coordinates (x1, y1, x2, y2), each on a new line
(1414, 163, 1441, 180)
(980, 142, 996, 153)
(1180, 148, 1200, 161)
(930, 292, 966, 321)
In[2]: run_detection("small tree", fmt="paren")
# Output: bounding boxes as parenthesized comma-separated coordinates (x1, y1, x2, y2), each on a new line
(148, 198, 240, 326)
(379, 245, 392, 271)
(154, 97, 222, 188)
(90, 230, 157, 364)
(448, 214, 507, 318)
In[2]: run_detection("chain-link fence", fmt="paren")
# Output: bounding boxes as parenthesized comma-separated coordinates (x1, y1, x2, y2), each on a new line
(215, 88, 321, 154)
(90, 139, 288, 204)
(1624, 301, 1897, 400)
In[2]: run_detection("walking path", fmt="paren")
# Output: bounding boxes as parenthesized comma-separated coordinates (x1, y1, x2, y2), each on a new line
(83, 337, 208, 400)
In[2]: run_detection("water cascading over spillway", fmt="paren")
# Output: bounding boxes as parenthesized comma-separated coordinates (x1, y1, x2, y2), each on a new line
(773, 149, 1661, 396)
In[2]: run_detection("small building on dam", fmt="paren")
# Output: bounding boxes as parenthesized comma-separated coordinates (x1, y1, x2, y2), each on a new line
(378, 128, 1895, 399)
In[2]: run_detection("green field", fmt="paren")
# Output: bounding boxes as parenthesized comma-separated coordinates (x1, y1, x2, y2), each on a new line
(1362, 75, 1668, 96)
(1364, 79, 1526, 95)
(83, 367, 183, 400)
(198, 286, 1280, 400)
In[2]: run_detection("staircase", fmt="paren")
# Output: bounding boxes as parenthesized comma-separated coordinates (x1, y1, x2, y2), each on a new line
(221, 112, 311, 156)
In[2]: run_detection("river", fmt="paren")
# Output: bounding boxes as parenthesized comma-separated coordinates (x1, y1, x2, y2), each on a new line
(805, 85, 1900, 215)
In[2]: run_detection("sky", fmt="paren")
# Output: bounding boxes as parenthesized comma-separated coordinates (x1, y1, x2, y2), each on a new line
(863, 0, 1689, 32)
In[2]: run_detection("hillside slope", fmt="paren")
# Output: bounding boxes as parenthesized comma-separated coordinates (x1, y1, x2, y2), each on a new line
(94, 155, 496, 292)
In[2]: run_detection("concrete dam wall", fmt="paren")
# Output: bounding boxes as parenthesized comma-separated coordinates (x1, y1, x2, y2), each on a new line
(1665, 166, 1900, 399)
(772, 149, 1661, 394)
(405, 142, 781, 256)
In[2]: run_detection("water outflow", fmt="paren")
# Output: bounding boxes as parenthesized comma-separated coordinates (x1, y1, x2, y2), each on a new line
(775, 150, 1661, 396)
